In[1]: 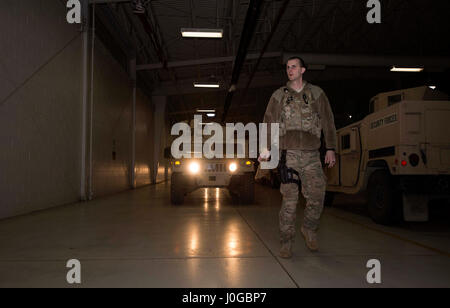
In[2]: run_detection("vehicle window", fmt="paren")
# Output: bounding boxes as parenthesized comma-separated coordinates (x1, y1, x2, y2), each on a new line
(388, 94, 402, 106)
(341, 134, 350, 150)
(190, 143, 245, 156)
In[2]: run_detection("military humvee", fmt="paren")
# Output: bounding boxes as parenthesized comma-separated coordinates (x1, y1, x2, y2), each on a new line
(168, 123, 255, 205)
(324, 86, 450, 224)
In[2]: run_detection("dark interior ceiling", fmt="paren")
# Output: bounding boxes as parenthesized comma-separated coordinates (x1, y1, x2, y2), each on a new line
(92, 0, 450, 128)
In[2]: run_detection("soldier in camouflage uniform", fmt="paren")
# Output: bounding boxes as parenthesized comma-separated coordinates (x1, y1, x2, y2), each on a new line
(259, 56, 337, 257)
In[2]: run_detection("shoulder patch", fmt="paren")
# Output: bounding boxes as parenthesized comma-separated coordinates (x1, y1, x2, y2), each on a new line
(307, 84, 324, 100)
(272, 87, 285, 102)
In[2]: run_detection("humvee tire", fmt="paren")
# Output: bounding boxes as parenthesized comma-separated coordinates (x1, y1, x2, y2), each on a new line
(239, 172, 255, 204)
(230, 191, 239, 204)
(170, 173, 184, 205)
(367, 170, 400, 225)
(229, 173, 255, 204)
(324, 191, 335, 207)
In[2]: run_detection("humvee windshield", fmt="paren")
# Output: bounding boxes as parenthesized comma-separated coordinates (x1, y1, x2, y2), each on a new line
(187, 142, 246, 157)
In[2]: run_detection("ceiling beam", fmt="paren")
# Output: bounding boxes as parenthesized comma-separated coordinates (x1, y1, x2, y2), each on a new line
(152, 71, 283, 96)
(138, 51, 450, 73)
(282, 53, 450, 69)
(137, 52, 282, 71)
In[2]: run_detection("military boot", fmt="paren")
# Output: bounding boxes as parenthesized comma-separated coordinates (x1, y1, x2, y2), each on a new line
(301, 226, 318, 252)
(279, 241, 292, 259)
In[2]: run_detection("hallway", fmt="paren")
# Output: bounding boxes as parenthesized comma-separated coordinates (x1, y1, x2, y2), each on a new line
(1, 182, 449, 288)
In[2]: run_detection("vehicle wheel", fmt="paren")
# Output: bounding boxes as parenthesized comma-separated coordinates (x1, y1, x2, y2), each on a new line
(239, 173, 255, 204)
(367, 170, 401, 225)
(324, 191, 335, 207)
(230, 191, 240, 204)
(170, 173, 184, 205)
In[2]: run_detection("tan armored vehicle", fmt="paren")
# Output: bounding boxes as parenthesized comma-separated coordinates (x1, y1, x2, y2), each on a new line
(168, 123, 255, 205)
(325, 86, 450, 224)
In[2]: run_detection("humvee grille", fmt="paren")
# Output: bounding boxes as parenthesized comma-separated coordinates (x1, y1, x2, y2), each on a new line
(205, 163, 225, 172)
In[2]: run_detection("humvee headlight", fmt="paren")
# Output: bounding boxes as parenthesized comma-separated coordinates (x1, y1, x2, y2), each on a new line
(229, 163, 237, 172)
(245, 161, 252, 166)
(174, 161, 181, 165)
(189, 162, 200, 174)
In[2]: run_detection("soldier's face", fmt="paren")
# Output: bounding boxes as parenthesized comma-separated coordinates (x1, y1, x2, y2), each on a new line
(286, 59, 305, 81)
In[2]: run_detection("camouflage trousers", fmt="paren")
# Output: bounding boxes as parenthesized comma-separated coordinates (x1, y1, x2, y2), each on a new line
(279, 150, 326, 243)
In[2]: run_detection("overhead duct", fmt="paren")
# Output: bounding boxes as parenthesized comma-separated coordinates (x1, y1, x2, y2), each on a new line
(240, 0, 291, 104)
(135, 14, 167, 65)
(221, 0, 264, 124)
(137, 52, 281, 71)
(97, 4, 135, 58)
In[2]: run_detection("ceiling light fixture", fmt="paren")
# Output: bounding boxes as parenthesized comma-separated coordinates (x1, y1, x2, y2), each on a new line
(197, 109, 216, 113)
(390, 66, 424, 72)
(206, 113, 215, 118)
(193, 82, 220, 88)
(181, 28, 223, 38)
(428, 86, 436, 90)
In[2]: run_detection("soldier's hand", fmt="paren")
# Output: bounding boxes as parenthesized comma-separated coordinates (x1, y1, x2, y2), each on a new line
(324, 150, 336, 168)
(258, 149, 271, 162)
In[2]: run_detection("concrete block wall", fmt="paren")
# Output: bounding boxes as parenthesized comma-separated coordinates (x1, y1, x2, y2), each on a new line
(0, 0, 164, 219)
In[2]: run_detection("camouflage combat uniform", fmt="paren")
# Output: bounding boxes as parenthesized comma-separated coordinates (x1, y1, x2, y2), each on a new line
(263, 81, 337, 244)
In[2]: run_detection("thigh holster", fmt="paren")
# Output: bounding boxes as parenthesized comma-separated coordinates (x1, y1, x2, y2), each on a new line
(278, 150, 300, 186)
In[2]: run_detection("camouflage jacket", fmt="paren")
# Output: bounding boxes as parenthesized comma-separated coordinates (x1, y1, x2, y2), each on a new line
(263, 81, 337, 151)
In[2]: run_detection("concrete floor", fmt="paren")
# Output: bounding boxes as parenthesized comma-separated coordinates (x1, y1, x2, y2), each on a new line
(0, 182, 449, 288)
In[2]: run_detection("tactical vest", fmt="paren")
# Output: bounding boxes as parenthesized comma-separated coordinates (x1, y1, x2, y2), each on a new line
(279, 84, 322, 139)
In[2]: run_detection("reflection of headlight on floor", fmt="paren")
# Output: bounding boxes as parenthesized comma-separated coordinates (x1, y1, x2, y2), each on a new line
(189, 162, 200, 174)
(229, 162, 237, 172)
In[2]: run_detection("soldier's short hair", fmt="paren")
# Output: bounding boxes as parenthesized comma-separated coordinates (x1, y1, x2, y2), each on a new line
(287, 56, 307, 70)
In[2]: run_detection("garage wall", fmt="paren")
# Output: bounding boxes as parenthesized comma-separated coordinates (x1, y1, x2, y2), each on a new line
(151, 96, 168, 184)
(0, 0, 162, 219)
(91, 40, 155, 196)
(155, 112, 171, 183)
(90, 39, 131, 196)
(135, 89, 154, 187)
(0, 0, 83, 219)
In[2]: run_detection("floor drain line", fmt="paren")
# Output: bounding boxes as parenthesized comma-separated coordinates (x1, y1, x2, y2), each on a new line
(235, 208, 301, 288)
(329, 212, 450, 258)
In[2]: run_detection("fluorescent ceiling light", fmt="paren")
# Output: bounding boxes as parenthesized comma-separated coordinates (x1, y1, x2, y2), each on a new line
(194, 82, 220, 88)
(206, 113, 215, 117)
(390, 66, 424, 72)
(181, 28, 223, 38)
(197, 109, 216, 113)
